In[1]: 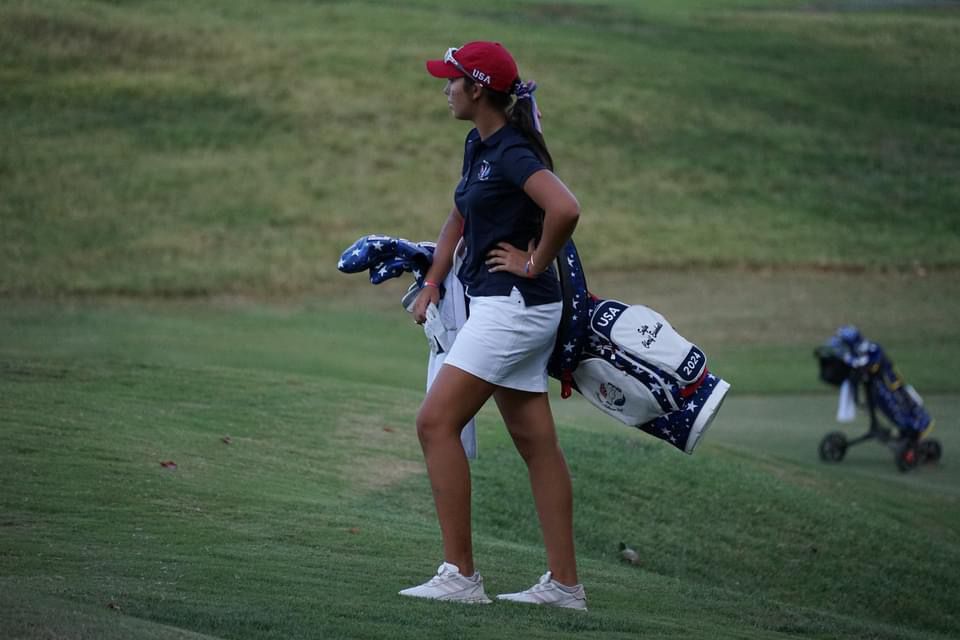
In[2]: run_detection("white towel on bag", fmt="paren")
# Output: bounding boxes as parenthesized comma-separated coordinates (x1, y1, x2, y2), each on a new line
(836, 379, 856, 423)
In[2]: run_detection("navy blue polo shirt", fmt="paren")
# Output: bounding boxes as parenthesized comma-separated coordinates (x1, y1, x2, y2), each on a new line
(454, 125, 561, 306)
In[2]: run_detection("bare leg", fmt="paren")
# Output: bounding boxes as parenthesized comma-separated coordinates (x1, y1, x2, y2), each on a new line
(494, 388, 578, 586)
(416, 364, 495, 576)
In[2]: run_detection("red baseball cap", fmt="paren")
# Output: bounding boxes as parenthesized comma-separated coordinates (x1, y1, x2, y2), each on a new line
(425, 41, 519, 94)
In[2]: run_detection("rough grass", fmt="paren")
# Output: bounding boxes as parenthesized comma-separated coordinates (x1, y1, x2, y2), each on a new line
(2, 0, 959, 295)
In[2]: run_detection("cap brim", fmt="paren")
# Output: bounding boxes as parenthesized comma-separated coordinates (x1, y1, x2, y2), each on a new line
(426, 59, 463, 79)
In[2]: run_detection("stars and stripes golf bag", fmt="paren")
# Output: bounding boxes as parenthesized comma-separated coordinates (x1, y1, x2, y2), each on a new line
(550, 241, 729, 454)
(339, 234, 730, 455)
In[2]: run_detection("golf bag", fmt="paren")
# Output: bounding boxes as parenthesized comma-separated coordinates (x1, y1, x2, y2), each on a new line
(816, 326, 931, 435)
(815, 325, 941, 471)
(551, 241, 729, 455)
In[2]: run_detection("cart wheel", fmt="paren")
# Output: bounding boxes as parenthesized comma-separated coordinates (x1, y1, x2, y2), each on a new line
(819, 431, 847, 462)
(919, 439, 942, 464)
(896, 442, 919, 473)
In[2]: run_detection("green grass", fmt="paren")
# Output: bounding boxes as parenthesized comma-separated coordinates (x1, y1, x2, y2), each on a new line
(2, 267, 959, 395)
(2, 300, 959, 640)
(3, 0, 960, 637)
(2, 0, 959, 295)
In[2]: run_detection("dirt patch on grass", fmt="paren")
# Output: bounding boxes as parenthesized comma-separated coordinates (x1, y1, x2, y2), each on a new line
(331, 412, 423, 491)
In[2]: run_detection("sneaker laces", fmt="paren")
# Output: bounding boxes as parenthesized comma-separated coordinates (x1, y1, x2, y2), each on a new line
(527, 571, 554, 592)
(425, 562, 460, 586)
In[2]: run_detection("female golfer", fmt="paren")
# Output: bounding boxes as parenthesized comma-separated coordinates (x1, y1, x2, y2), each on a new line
(399, 41, 585, 610)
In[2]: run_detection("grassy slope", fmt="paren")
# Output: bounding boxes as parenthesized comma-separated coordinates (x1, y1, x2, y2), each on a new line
(2, 0, 959, 295)
(1, 303, 958, 640)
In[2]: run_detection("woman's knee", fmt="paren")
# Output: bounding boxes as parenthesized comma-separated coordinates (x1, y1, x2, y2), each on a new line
(415, 405, 455, 447)
(416, 366, 494, 448)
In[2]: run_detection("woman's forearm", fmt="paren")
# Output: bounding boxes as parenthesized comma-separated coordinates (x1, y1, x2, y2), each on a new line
(532, 204, 579, 275)
(424, 208, 464, 283)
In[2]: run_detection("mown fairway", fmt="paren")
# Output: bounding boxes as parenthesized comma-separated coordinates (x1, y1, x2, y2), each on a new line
(2, 297, 958, 640)
(2, 0, 959, 638)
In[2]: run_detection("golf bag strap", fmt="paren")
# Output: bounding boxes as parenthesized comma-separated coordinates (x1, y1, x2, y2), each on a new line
(548, 239, 591, 398)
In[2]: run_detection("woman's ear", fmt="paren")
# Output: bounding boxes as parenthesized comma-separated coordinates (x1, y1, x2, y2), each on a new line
(468, 82, 484, 102)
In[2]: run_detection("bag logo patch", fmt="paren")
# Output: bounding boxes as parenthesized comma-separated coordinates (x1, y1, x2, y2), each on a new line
(597, 381, 626, 411)
(637, 322, 663, 348)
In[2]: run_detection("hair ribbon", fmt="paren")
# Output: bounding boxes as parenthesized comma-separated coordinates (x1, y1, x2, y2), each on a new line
(514, 80, 542, 133)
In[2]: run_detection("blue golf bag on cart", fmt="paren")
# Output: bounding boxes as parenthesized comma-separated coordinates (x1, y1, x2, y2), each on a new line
(815, 325, 942, 472)
(339, 235, 730, 455)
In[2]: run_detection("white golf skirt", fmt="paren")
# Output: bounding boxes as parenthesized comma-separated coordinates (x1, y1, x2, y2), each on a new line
(444, 287, 562, 393)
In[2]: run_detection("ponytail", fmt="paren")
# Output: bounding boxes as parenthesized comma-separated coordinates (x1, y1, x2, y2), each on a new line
(465, 77, 554, 171)
(508, 82, 554, 171)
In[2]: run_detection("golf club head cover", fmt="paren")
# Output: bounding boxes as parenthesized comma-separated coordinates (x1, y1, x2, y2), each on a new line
(337, 235, 438, 290)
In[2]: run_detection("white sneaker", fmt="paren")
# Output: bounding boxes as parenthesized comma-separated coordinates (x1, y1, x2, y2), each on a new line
(398, 562, 492, 604)
(496, 571, 587, 611)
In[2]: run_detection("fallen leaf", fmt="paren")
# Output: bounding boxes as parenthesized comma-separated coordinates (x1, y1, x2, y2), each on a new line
(382, 427, 395, 433)
(106, 601, 121, 611)
(222, 436, 232, 444)
(348, 527, 360, 534)
(160, 460, 177, 470)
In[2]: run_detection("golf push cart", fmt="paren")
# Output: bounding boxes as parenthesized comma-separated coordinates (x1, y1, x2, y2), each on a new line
(815, 326, 942, 472)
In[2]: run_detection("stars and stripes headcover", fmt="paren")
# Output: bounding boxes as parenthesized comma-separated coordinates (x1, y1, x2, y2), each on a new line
(337, 235, 436, 287)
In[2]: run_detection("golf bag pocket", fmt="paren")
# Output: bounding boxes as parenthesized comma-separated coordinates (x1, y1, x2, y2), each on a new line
(590, 300, 706, 385)
(572, 357, 665, 426)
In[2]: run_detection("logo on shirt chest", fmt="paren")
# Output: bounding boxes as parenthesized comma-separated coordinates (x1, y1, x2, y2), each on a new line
(477, 160, 492, 181)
